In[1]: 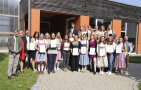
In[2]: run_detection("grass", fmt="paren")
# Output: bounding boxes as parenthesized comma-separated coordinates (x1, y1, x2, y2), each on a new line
(138, 81, 141, 90)
(129, 56, 141, 63)
(0, 53, 38, 90)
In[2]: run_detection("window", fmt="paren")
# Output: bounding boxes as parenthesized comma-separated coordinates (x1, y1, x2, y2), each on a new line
(90, 18, 112, 30)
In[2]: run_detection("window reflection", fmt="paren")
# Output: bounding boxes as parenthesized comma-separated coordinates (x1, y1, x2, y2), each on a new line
(0, 0, 20, 32)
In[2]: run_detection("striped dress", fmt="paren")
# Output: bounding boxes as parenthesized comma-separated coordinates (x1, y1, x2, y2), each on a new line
(35, 40, 47, 63)
(79, 40, 89, 65)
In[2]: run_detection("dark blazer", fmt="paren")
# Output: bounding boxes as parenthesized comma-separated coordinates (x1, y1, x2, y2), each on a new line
(67, 28, 78, 35)
(8, 36, 22, 54)
(23, 35, 32, 52)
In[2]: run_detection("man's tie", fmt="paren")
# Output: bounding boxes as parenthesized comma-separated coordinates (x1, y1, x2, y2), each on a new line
(16, 37, 18, 50)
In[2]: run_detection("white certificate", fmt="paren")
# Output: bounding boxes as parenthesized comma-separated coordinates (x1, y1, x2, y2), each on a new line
(89, 48, 95, 55)
(116, 45, 122, 53)
(109, 30, 113, 34)
(39, 45, 46, 53)
(107, 45, 114, 52)
(29, 43, 35, 50)
(99, 48, 106, 56)
(26, 43, 30, 50)
(69, 38, 74, 42)
(73, 48, 79, 55)
(51, 40, 57, 48)
(81, 47, 87, 54)
(63, 43, 70, 51)
(58, 43, 61, 50)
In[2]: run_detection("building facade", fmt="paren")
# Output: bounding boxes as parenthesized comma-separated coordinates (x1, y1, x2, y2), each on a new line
(19, 0, 141, 54)
(0, 0, 20, 51)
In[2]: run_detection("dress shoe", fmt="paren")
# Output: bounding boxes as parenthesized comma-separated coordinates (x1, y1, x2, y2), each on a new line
(48, 71, 50, 74)
(52, 71, 55, 73)
(93, 72, 96, 75)
(8, 76, 11, 79)
(12, 74, 18, 76)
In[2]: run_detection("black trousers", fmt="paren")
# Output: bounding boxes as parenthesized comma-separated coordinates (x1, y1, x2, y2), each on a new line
(48, 54, 57, 72)
(62, 51, 70, 68)
(27, 51, 31, 68)
(23, 51, 31, 69)
(71, 56, 79, 71)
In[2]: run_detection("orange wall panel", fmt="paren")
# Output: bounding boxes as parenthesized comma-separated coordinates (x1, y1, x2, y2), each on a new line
(112, 20, 122, 39)
(75, 15, 89, 31)
(137, 23, 141, 53)
(30, 9, 40, 37)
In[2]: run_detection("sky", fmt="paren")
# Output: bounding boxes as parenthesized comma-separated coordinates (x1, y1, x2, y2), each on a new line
(110, 0, 141, 7)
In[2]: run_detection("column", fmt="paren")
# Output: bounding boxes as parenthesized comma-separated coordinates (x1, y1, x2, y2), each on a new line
(30, 9, 40, 36)
(75, 15, 90, 31)
(137, 23, 141, 53)
(112, 20, 122, 39)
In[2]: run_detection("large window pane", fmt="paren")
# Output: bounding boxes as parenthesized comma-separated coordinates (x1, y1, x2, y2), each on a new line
(0, 16, 18, 32)
(127, 22, 137, 52)
(4, 0, 8, 14)
(0, 0, 3, 14)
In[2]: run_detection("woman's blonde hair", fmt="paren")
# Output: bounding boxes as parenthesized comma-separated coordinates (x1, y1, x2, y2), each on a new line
(56, 32, 62, 43)
(45, 32, 50, 39)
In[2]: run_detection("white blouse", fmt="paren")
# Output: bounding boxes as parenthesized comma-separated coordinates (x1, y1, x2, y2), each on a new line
(97, 43, 107, 56)
(106, 42, 116, 53)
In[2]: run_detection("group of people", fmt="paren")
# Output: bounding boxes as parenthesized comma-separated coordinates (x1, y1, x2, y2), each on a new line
(7, 22, 133, 79)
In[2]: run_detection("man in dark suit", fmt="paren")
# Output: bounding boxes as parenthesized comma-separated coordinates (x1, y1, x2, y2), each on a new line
(7, 30, 22, 79)
(67, 22, 78, 36)
(23, 30, 32, 69)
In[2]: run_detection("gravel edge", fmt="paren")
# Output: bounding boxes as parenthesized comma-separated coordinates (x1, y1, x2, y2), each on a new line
(31, 75, 42, 90)
(133, 79, 141, 90)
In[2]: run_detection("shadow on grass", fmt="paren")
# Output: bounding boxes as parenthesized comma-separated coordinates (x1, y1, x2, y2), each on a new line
(0, 53, 8, 62)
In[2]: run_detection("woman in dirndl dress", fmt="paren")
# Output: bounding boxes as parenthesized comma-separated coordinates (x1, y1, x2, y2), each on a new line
(97, 36, 108, 74)
(79, 34, 89, 72)
(35, 33, 47, 74)
(55, 32, 62, 70)
(114, 37, 126, 74)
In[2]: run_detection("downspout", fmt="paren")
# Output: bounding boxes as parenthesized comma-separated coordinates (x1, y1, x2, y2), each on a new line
(28, 0, 31, 31)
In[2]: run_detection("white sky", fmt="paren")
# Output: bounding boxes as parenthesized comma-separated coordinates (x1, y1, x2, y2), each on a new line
(110, 0, 141, 7)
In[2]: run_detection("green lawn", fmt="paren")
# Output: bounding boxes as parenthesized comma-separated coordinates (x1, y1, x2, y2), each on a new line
(138, 81, 141, 90)
(129, 56, 141, 63)
(0, 53, 38, 90)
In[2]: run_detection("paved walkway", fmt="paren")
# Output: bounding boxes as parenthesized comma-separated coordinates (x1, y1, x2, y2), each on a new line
(33, 63, 141, 90)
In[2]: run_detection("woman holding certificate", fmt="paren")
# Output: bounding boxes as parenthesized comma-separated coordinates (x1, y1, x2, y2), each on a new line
(61, 34, 71, 72)
(45, 32, 50, 71)
(47, 33, 59, 74)
(107, 24, 115, 36)
(29, 38, 36, 72)
(35, 33, 47, 74)
(78, 32, 82, 41)
(29, 32, 39, 72)
(89, 34, 97, 74)
(55, 32, 62, 70)
(100, 25, 106, 37)
(114, 37, 126, 74)
(79, 34, 89, 72)
(97, 36, 108, 74)
(69, 32, 74, 42)
(106, 36, 116, 75)
(70, 35, 81, 72)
